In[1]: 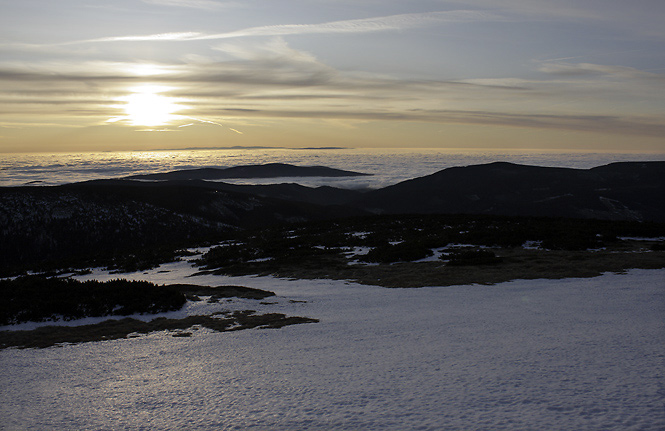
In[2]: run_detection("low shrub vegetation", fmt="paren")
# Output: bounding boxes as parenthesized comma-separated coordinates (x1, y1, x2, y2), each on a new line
(359, 240, 434, 264)
(195, 214, 665, 287)
(0, 311, 319, 349)
(445, 249, 502, 266)
(0, 277, 186, 325)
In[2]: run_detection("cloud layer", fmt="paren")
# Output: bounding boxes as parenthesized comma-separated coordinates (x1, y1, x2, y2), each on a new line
(55, 10, 505, 46)
(142, 0, 238, 10)
(1, 37, 662, 138)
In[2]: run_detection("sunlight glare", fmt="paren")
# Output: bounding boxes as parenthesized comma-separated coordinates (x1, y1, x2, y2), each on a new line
(120, 85, 182, 127)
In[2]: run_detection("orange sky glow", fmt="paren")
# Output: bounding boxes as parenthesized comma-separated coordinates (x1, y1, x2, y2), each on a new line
(1, 1, 664, 153)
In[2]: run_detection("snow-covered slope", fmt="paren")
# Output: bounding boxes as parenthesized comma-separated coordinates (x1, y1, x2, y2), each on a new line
(1, 264, 663, 430)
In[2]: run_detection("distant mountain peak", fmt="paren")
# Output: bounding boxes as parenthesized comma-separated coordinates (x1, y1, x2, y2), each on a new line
(126, 163, 371, 181)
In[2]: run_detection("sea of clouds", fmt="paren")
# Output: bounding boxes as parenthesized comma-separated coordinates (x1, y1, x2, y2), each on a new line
(2, 148, 663, 189)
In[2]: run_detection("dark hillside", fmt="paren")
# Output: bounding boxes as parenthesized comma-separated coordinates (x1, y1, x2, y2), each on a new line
(0, 180, 365, 275)
(63, 179, 365, 226)
(193, 182, 363, 206)
(127, 163, 371, 181)
(2, 161, 663, 276)
(355, 161, 665, 221)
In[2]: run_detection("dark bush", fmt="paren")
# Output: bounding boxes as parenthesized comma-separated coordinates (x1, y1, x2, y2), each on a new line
(360, 241, 434, 264)
(540, 233, 601, 251)
(445, 249, 502, 266)
(198, 243, 260, 268)
(651, 242, 665, 251)
(0, 277, 186, 325)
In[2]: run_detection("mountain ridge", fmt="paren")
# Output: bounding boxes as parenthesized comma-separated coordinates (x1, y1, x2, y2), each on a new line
(127, 163, 371, 181)
(354, 161, 665, 221)
(1, 160, 663, 275)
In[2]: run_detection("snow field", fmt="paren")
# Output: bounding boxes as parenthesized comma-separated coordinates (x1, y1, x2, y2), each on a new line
(1, 262, 663, 430)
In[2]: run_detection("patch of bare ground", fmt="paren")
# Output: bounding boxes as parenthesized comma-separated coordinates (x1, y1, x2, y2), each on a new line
(0, 311, 318, 350)
(0, 282, 316, 350)
(350, 248, 665, 288)
(206, 242, 665, 288)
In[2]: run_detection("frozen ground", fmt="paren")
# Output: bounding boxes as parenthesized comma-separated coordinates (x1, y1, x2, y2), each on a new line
(1, 260, 664, 430)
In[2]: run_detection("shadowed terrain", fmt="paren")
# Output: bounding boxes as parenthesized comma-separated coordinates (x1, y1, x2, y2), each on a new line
(0, 277, 316, 349)
(195, 214, 665, 287)
(127, 163, 371, 180)
(1, 162, 663, 277)
(355, 161, 665, 221)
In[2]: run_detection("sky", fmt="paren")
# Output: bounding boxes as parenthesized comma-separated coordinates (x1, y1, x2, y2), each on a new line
(0, 0, 664, 153)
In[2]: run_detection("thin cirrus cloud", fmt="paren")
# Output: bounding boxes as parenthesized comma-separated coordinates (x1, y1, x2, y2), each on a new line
(442, 0, 665, 40)
(206, 107, 665, 138)
(141, 0, 240, 10)
(66, 32, 205, 45)
(65, 10, 505, 45)
(538, 61, 665, 81)
(193, 10, 505, 40)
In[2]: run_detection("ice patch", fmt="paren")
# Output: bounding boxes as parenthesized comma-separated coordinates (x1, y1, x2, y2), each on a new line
(246, 257, 273, 263)
(522, 240, 543, 250)
(413, 247, 448, 262)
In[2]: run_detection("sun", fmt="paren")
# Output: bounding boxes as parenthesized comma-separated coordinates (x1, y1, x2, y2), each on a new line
(120, 85, 182, 127)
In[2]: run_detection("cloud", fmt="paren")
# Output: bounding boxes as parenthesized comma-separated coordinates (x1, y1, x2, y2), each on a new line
(192, 10, 504, 39)
(0, 121, 85, 129)
(75, 32, 204, 44)
(444, 0, 601, 20)
(0, 54, 336, 90)
(425, 110, 665, 137)
(446, 0, 665, 38)
(213, 37, 319, 63)
(141, 0, 239, 9)
(0, 9, 504, 53)
(538, 62, 665, 81)
(52, 10, 504, 46)
(0, 39, 661, 139)
(211, 107, 665, 138)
